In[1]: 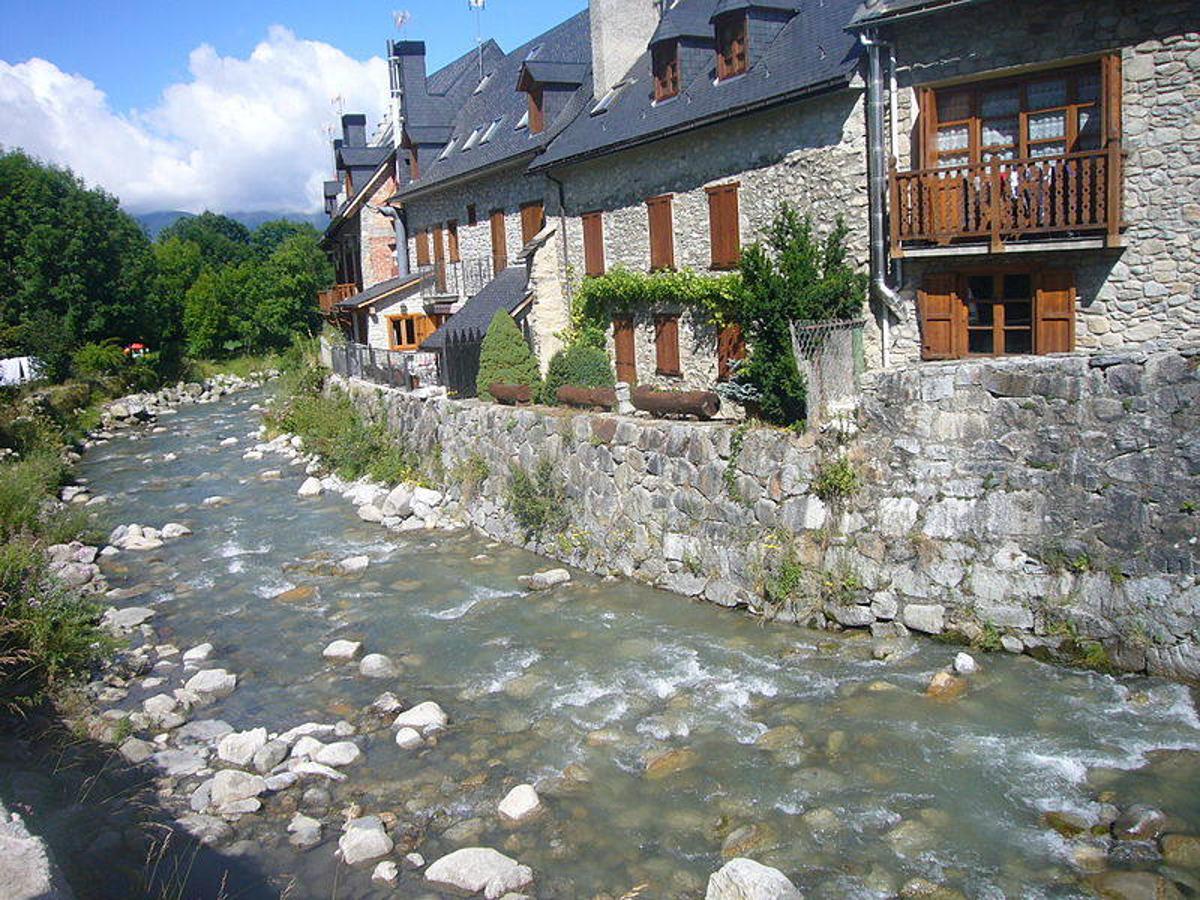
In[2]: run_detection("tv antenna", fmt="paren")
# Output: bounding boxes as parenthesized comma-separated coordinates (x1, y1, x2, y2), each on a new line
(393, 10, 411, 32)
(468, 0, 486, 80)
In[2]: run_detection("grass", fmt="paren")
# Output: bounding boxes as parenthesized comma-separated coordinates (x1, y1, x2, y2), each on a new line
(187, 352, 283, 382)
(451, 453, 490, 500)
(505, 459, 568, 541)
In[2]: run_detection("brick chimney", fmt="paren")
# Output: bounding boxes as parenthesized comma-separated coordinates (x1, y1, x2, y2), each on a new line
(590, 0, 661, 99)
(341, 114, 367, 147)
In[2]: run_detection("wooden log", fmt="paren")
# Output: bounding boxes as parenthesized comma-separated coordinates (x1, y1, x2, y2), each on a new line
(630, 386, 720, 420)
(489, 383, 533, 406)
(557, 385, 617, 410)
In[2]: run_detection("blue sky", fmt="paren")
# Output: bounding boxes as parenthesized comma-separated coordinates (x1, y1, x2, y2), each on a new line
(0, 0, 586, 212)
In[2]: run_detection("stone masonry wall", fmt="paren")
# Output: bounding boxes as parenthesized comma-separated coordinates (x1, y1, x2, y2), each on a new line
(884, 0, 1200, 364)
(334, 345, 1200, 681)
(360, 172, 401, 290)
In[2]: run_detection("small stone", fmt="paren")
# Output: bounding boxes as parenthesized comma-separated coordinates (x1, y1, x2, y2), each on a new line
(706, 858, 802, 899)
(337, 555, 370, 575)
(323, 640, 362, 662)
(182, 643, 213, 664)
(119, 738, 156, 764)
(524, 568, 571, 591)
(185, 669, 237, 703)
(253, 740, 289, 773)
(210, 770, 267, 809)
(1000, 635, 1023, 653)
(395, 727, 424, 750)
(1042, 810, 1090, 838)
(1162, 834, 1200, 869)
(161, 523, 192, 539)
(297, 477, 324, 498)
(644, 748, 698, 779)
(372, 860, 399, 885)
(498, 784, 543, 826)
(393, 701, 448, 734)
(338, 817, 394, 866)
(314, 741, 362, 768)
(359, 654, 399, 678)
(925, 671, 967, 701)
(403, 852, 425, 870)
(952, 652, 977, 675)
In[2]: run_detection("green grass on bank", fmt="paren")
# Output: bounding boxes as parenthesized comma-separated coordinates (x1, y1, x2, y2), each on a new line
(188, 352, 285, 382)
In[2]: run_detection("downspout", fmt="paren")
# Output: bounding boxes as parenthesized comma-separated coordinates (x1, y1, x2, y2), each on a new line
(544, 170, 572, 299)
(388, 40, 411, 277)
(861, 30, 905, 368)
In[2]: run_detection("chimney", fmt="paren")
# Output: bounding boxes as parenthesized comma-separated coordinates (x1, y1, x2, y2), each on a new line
(341, 114, 367, 148)
(590, 0, 661, 99)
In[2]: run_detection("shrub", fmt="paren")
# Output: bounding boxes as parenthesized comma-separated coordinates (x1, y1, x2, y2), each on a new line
(451, 453, 490, 500)
(72, 340, 128, 379)
(476, 312, 541, 401)
(0, 452, 71, 543)
(506, 459, 567, 540)
(539, 343, 615, 405)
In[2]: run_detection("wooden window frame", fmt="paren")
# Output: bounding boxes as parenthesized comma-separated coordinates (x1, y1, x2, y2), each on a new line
(490, 209, 508, 273)
(654, 314, 682, 377)
(582, 211, 606, 277)
(646, 194, 675, 272)
(528, 84, 545, 135)
(415, 229, 431, 267)
(388, 313, 435, 351)
(715, 13, 748, 81)
(706, 182, 741, 270)
(920, 59, 1110, 169)
(520, 201, 545, 245)
(447, 220, 460, 263)
(410, 147, 420, 180)
(652, 40, 680, 102)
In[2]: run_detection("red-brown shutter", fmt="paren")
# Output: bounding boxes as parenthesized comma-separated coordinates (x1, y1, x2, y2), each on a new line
(647, 195, 675, 271)
(490, 209, 508, 273)
(613, 316, 637, 385)
(528, 86, 545, 134)
(432, 224, 446, 291)
(1035, 270, 1077, 354)
(707, 183, 741, 270)
(655, 315, 681, 376)
(447, 220, 460, 263)
(520, 201, 544, 245)
(717, 322, 746, 381)
(415, 229, 431, 267)
(918, 273, 961, 360)
(582, 211, 605, 276)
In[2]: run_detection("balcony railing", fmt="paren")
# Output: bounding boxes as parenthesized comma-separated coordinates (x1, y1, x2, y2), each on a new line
(416, 257, 496, 301)
(889, 147, 1123, 255)
(318, 283, 358, 315)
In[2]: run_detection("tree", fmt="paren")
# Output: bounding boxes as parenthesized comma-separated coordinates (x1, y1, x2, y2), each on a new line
(730, 204, 867, 425)
(476, 311, 541, 401)
(252, 219, 320, 259)
(251, 233, 331, 350)
(158, 211, 252, 270)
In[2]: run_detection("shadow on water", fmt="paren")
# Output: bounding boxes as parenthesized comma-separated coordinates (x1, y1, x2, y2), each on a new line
(1, 710, 275, 900)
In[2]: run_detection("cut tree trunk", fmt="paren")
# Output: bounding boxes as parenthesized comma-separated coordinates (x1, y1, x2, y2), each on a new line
(630, 386, 720, 420)
(490, 383, 533, 406)
(557, 386, 617, 410)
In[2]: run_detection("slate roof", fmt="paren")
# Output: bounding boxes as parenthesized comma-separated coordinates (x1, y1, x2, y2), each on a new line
(396, 10, 593, 198)
(534, 0, 862, 171)
(650, 4, 715, 42)
(335, 272, 424, 310)
(848, 0, 987, 27)
(421, 267, 531, 350)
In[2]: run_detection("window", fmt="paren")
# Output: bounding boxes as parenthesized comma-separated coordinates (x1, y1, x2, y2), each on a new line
(467, 204, 478, 227)
(528, 85, 545, 135)
(613, 316, 637, 385)
(481, 117, 503, 144)
(432, 224, 446, 291)
(592, 81, 629, 116)
(706, 182, 740, 269)
(653, 41, 680, 101)
(918, 270, 1076, 360)
(415, 229, 431, 267)
(717, 323, 746, 381)
(462, 128, 482, 152)
(447, 220, 460, 263)
(716, 13, 748, 81)
(520, 201, 544, 244)
(924, 61, 1105, 168)
(474, 72, 492, 94)
(655, 315, 681, 376)
(515, 110, 530, 130)
(525, 44, 543, 61)
(582, 211, 605, 277)
(389, 313, 436, 351)
(490, 209, 508, 272)
(647, 195, 675, 271)
(438, 138, 458, 160)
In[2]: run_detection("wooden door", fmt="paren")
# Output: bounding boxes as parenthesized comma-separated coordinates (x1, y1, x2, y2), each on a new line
(613, 316, 637, 385)
(490, 210, 508, 273)
(918, 273, 963, 360)
(1035, 271, 1076, 354)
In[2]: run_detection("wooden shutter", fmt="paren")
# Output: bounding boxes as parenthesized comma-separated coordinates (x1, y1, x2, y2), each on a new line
(414, 314, 437, 347)
(647, 195, 674, 271)
(447, 220, 460, 263)
(415, 229, 431, 267)
(707, 183, 740, 270)
(918, 272, 962, 360)
(582, 211, 605, 276)
(655, 315, 681, 376)
(613, 316, 637, 385)
(521, 201, 545, 245)
(717, 323, 746, 381)
(1035, 270, 1076, 354)
(490, 209, 508, 272)
(528, 86, 545, 134)
(432, 224, 446, 291)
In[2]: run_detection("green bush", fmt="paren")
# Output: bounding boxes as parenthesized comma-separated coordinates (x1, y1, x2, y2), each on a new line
(539, 343, 615, 405)
(506, 459, 567, 540)
(476, 312, 541, 401)
(72, 340, 128, 378)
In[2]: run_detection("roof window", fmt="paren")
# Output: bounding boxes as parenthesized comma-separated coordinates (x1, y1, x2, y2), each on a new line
(473, 72, 493, 94)
(462, 128, 482, 152)
(515, 110, 529, 130)
(480, 117, 504, 143)
(525, 44, 543, 61)
(438, 138, 458, 160)
(591, 79, 632, 116)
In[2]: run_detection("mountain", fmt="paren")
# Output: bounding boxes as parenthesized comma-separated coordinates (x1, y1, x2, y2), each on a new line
(134, 209, 328, 238)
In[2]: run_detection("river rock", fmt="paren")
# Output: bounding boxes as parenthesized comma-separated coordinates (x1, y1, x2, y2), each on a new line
(152, 749, 206, 777)
(142, 693, 178, 720)
(953, 652, 977, 675)
(175, 719, 233, 748)
(644, 748, 698, 779)
(498, 785, 543, 826)
(161, 523, 192, 539)
(1162, 834, 1200, 868)
(178, 813, 233, 846)
(323, 640, 362, 662)
(424, 847, 533, 898)
(278, 722, 338, 744)
(382, 485, 413, 518)
(288, 813, 323, 850)
(925, 671, 967, 701)
(119, 738, 155, 764)
(298, 477, 324, 498)
(210, 770, 267, 809)
(902, 604, 945, 634)
(102, 607, 155, 633)
(372, 860, 399, 886)
(706, 858, 802, 899)
(185, 669, 237, 703)
(393, 701, 448, 734)
(395, 727, 423, 750)
(524, 568, 571, 591)
(338, 817, 393, 866)
(337, 555, 370, 575)
(359, 654, 398, 678)
(254, 740, 289, 773)
(291, 761, 348, 782)
(1086, 871, 1183, 900)
(357, 504, 384, 523)
(314, 742, 362, 768)
(182, 643, 213, 665)
(217, 728, 268, 768)
(1114, 805, 1168, 841)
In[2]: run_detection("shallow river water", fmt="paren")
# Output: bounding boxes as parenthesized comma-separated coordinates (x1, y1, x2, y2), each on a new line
(77, 389, 1200, 898)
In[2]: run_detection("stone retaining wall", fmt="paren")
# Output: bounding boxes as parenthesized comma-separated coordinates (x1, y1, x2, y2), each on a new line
(332, 346, 1199, 681)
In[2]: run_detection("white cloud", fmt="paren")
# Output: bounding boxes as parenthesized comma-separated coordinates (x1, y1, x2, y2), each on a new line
(0, 26, 387, 214)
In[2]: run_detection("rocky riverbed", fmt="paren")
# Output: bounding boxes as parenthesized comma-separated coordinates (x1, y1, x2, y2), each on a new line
(6, 386, 1200, 899)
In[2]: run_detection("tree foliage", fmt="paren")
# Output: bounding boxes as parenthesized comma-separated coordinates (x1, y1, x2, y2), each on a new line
(539, 343, 614, 405)
(476, 311, 541, 401)
(158, 211, 252, 269)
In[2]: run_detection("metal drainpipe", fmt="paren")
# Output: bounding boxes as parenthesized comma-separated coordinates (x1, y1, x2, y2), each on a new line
(544, 171, 572, 300)
(861, 30, 905, 369)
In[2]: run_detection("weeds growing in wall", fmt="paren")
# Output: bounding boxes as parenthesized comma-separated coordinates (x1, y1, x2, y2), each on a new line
(505, 458, 568, 542)
(451, 453, 490, 501)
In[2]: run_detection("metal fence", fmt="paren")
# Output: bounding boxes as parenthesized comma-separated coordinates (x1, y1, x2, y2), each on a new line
(329, 341, 416, 390)
(789, 318, 866, 423)
(416, 257, 494, 300)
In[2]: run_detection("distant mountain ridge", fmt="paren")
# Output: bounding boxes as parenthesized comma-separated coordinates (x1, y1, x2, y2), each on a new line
(134, 209, 327, 238)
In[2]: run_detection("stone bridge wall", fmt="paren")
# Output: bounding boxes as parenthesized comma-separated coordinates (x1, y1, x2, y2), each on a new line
(332, 346, 1200, 680)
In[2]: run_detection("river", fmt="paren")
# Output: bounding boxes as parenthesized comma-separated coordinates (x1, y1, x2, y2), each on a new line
(69, 387, 1200, 898)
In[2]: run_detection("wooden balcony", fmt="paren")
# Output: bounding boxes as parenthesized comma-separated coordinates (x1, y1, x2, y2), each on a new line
(318, 283, 358, 316)
(889, 147, 1124, 257)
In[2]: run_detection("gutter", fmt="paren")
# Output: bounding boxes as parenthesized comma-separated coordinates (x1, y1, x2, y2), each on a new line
(391, 151, 540, 203)
(529, 74, 854, 174)
(848, 0, 986, 30)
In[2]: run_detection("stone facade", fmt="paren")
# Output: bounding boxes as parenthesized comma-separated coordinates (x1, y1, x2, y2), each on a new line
(360, 171, 401, 290)
(882, 0, 1200, 363)
(334, 345, 1200, 681)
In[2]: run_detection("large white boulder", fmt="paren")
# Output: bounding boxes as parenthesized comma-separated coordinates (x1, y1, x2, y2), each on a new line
(498, 784, 543, 826)
(706, 858, 802, 900)
(217, 728, 268, 768)
(524, 568, 571, 591)
(338, 817, 394, 866)
(381, 485, 413, 518)
(209, 770, 266, 809)
(337, 555, 370, 575)
(424, 847, 533, 899)
(314, 741, 362, 768)
(323, 640, 362, 662)
(359, 654, 398, 678)
(393, 701, 447, 735)
(297, 477, 324, 498)
(185, 669, 237, 704)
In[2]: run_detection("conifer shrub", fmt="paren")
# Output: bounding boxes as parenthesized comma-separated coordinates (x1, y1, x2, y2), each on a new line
(539, 343, 614, 405)
(476, 311, 541, 401)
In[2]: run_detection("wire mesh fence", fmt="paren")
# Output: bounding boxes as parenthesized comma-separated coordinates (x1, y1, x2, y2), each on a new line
(789, 318, 866, 423)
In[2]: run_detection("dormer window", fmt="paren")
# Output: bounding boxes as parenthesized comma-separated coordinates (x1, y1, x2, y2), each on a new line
(652, 41, 680, 102)
(527, 85, 545, 135)
(715, 13, 748, 81)
(480, 117, 503, 144)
